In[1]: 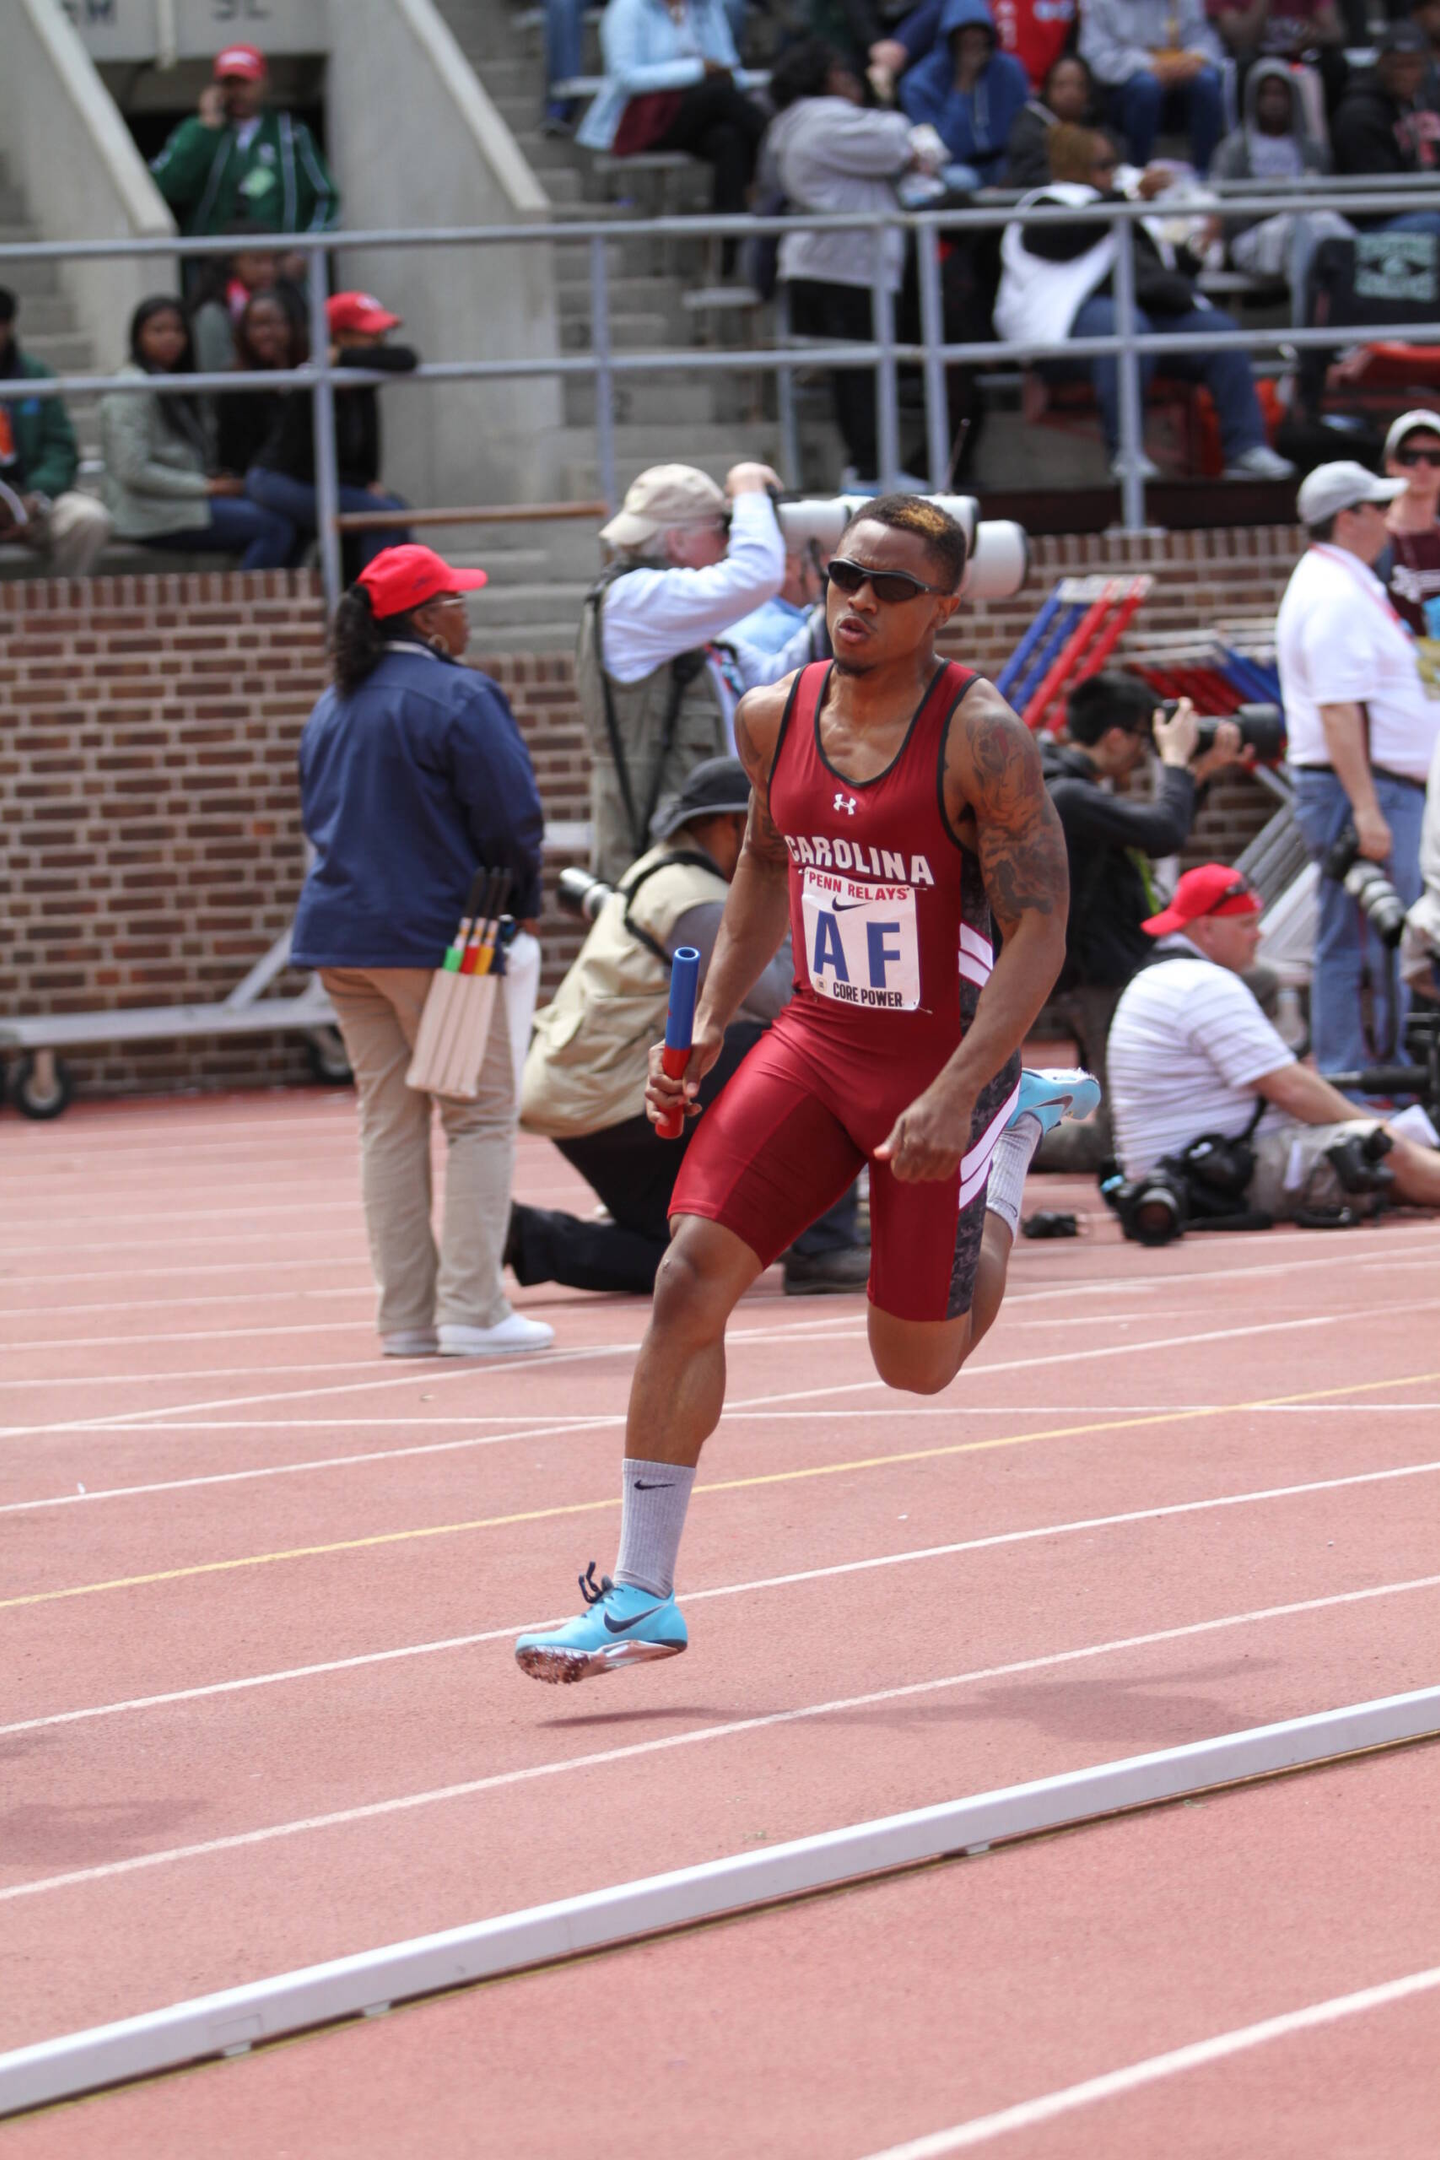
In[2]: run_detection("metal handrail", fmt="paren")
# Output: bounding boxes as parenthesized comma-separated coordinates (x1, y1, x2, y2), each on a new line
(5, 185, 1440, 600)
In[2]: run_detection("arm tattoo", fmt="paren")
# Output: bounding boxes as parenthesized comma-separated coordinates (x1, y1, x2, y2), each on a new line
(734, 694, 791, 869)
(955, 697, 1069, 936)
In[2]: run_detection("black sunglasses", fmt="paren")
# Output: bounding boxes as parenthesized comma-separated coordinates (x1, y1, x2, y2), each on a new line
(1395, 445, 1440, 467)
(828, 557, 948, 605)
(1209, 878, 1258, 912)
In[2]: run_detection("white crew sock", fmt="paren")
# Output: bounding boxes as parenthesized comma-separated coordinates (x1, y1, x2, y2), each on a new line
(984, 1112, 1043, 1238)
(614, 1457, 697, 1599)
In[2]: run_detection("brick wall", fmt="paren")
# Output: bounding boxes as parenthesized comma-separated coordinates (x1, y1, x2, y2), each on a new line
(0, 524, 1304, 1102)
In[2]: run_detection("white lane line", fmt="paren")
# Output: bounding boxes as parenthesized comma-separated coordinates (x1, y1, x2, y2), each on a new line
(0, 1320, 382, 1356)
(2, 1179, 612, 1243)
(0, 1310, 868, 1441)
(5, 1291, 1438, 1447)
(857, 1968, 1440, 2158)
(5, 1465, 1437, 1740)
(0, 1255, 370, 1292)
(0, 1287, 375, 1324)
(13, 1403, 1440, 1445)
(4, 1573, 1436, 1905)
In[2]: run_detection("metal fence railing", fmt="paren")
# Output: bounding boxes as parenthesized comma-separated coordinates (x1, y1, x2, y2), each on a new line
(5, 180, 1440, 609)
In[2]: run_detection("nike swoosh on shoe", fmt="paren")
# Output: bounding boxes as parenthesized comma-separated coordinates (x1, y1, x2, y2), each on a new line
(602, 1605, 664, 1634)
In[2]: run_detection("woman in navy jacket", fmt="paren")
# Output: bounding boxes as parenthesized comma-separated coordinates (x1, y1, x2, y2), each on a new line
(292, 544, 552, 1359)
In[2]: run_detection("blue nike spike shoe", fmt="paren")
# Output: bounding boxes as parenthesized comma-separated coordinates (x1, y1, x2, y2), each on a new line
(515, 1562, 689, 1685)
(1007, 1067, 1102, 1137)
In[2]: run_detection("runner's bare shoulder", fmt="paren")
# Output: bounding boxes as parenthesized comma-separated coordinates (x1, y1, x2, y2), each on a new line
(939, 674, 1041, 835)
(733, 675, 795, 789)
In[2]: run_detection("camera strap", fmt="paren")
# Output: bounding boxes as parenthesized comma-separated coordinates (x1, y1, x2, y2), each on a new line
(588, 572, 711, 860)
(617, 849, 722, 970)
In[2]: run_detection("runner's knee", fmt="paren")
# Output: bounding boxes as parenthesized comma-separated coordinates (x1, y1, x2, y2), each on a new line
(651, 1234, 737, 1338)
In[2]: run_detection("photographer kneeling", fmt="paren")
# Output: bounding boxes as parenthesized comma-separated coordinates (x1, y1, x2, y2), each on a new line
(511, 760, 868, 1297)
(1107, 864, 1440, 1232)
(1041, 673, 1247, 1169)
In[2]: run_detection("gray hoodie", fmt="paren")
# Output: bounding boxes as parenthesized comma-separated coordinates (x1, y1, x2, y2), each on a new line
(1209, 60, 1331, 241)
(761, 96, 915, 293)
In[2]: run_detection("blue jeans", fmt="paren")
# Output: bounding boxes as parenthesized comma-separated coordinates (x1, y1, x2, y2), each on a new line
(140, 494, 295, 569)
(1067, 295, 1266, 460)
(246, 468, 411, 570)
(1377, 211, 1440, 239)
(1291, 766, 1427, 1078)
(545, 0, 582, 97)
(1110, 67, 1223, 172)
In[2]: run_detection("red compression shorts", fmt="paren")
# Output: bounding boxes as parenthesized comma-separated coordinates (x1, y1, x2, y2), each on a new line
(669, 1012, 1020, 1322)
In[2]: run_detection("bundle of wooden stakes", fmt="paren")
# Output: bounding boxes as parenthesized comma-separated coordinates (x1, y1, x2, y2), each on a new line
(406, 867, 514, 1099)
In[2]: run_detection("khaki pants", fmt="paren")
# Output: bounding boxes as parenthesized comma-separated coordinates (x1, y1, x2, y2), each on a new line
(322, 967, 517, 1337)
(13, 492, 112, 576)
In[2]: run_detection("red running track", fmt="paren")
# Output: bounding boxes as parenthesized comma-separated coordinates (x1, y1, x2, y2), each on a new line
(9, 1745, 1438, 2159)
(2, 1091, 1438, 2146)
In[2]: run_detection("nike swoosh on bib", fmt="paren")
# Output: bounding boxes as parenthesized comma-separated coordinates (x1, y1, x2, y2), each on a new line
(603, 1605, 665, 1634)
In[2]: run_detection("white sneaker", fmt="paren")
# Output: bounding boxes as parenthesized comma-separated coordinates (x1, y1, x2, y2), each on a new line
(438, 1314, 556, 1357)
(1109, 451, 1162, 482)
(1223, 444, 1295, 480)
(381, 1330, 439, 1357)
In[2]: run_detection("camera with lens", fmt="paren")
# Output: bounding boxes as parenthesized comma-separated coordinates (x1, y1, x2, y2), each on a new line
(556, 866, 615, 924)
(1157, 700, 1287, 764)
(1320, 826, 1408, 949)
(1101, 1126, 1270, 1246)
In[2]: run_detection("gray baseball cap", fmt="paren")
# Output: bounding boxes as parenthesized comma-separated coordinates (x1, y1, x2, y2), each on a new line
(1296, 460, 1405, 525)
(651, 756, 751, 839)
(1384, 408, 1440, 460)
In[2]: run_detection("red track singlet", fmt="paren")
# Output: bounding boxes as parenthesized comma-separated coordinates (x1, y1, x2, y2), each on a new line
(671, 660, 1022, 1322)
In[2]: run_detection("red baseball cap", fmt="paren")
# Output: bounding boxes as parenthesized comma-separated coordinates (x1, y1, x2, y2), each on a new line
(356, 545, 488, 620)
(1143, 864, 1263, 937)
(327, 291, 402, 336)
(214, 43, 266, 80)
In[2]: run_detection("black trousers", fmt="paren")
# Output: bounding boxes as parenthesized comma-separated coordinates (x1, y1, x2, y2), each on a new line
(653, 76, 766, 270)
(510, 1022, 858, 1295)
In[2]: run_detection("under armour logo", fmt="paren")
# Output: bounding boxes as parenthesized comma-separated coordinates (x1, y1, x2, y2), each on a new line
(834, 792, 857, 815)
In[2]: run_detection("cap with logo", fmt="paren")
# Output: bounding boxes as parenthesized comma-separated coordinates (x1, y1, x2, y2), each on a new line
(1143, 863, 1263, 937)
(214, 43, 267, 80)
(1296, 460, 1405, 526)
(1384, 407, 1440, 461)
(355, 544, 488, 621)
(651, 756, 752, 839)
(600, 464, 728, 551)
(327, 291, 402, 337)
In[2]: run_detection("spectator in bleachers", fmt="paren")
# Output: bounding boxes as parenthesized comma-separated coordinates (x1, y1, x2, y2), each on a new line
(246, 290, 414, 576)
(0, 286, 111, 576)
(1333, 26, 1440, 234)
(150, 43, 338, 242)
(578, 0, 766, 270)
(1210, 61, 1352, 325)
(99, 296, 295, 567)
(189, 220, 283, 375)
(872, 0, 1077, 98)
(993, 125, 1294, 478)
(215, 286, 309, 506)
(1381, 409, 1440, 635)
(1207, 0, 1346, 125)
(1004, 52, 1104, 185)
(763, 39, 934, 484)
(897, 0, 1031, 188)
(1079, 0, 1225, 172)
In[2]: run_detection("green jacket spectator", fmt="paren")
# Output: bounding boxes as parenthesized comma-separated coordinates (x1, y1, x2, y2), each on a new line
(0, 284, 111, 575)
(1, 350, 80, 497)
(150, 42, 338, 237)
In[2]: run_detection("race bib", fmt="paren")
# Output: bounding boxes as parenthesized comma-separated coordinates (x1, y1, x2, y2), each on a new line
(801, 869, 919, 1011)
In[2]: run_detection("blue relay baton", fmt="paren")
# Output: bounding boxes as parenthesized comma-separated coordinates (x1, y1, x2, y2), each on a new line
(656, 945, 701, 1139)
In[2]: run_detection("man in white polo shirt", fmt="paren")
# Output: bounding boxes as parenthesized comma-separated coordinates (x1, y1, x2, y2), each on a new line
(1108, 863, 1440, 1218)
(1277, 460, 1440, 1079)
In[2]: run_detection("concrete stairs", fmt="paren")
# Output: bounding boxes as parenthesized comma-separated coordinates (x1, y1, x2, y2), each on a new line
(0, 154, 101, 410)
(431, 0, 849, 645)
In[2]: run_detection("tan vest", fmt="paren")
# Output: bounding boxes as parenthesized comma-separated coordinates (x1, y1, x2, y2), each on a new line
(576, 570, 729, 885)
(521, 842, 727, 1138)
